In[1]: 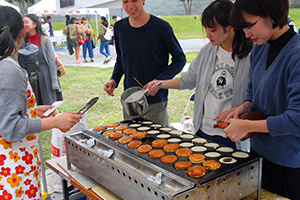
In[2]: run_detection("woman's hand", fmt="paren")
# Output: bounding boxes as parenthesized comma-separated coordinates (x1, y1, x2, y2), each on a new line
(37, 105, 54, 118)
(225, 101, 252, 121)
(144, 80, 160, 96)
(223, 119, 251, 142)
(215, 106, 238, 121)
(104, 79, 117, 96)
(55, 112, 82, 130)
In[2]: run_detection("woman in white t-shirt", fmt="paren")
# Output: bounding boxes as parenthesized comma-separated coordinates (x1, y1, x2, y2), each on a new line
(145, 0, 253, 151)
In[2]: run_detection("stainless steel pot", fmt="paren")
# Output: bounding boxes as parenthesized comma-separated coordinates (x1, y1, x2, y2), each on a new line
(121, 86, 148, 116)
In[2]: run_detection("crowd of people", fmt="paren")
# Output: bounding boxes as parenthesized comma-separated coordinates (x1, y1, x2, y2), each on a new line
(64, 15, 115, 64)
(1, 0, 300, 199)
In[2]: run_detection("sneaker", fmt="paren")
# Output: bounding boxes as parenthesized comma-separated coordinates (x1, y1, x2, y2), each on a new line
(90, 58, 94, 62)
(103, 56, 112, 64)
(84, 58, 87, 63)
(75, 61, 81, 64)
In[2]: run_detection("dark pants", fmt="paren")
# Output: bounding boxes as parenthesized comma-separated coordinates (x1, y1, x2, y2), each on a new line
(257, 153, 300, 200)
(196, 129, 236, 148)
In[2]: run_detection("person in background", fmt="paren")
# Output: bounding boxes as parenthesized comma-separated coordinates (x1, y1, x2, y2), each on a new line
(63, 17, 86, 64)
(65, 15, 73, 55)
(146, 0, 253, 151)
(112, 15, 121, 22)
(223, 0, 300, 199)
(65, 14, 70, 26)
(41, 16, 49, 36)
(104, 0, 186, 126)
(287, 16, 297, 33)
(80, 17, 94, 62)
(109, 24, 114, 45)
(97, 16, 112, 64)
(47, 15, 54, 37)
(24, 14, 63, 106)
(0, 6, 82, 199)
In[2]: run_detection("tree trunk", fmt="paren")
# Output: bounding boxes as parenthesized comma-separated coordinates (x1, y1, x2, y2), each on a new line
(181, 0, 193, 15)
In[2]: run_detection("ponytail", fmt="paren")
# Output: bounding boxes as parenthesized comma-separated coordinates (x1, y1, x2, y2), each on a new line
(0, 6, 23, 61)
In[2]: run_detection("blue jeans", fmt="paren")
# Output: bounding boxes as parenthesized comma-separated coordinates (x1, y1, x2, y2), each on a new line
(99, 40, 111, 57)
(82, 35, 94, 58)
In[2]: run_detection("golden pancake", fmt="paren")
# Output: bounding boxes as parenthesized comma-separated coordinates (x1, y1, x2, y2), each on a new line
(175, 148, 193, 157)
(118, 136, 133, 144)
(106, 122, 120, 128)
(137, 144, 153, 153)
(174, 161, 192, 170)
(148, 149, 165, 159)
(186, 165, 206, 178)
(152, 139, 168, 147)
(160, 155, 178, 164)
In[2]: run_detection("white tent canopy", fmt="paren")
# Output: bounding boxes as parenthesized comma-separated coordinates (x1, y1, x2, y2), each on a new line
(56, 0, 121, 14)
(29, 0, 109, 16)
(0, 0, 20, 12)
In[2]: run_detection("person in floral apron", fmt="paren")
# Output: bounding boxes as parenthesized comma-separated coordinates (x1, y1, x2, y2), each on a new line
(0, 6, 82, 200)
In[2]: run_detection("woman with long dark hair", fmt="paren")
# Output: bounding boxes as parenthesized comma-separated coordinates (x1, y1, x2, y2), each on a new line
(24, 14, 63, 106)
(97, 16, 112, 63)
(146, 0, 253, 151)
(0, 6, 81, 199)
(224, 0, 300, 198)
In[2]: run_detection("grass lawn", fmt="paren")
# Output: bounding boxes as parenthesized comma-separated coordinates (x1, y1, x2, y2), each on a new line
(40, 67, 194, 161)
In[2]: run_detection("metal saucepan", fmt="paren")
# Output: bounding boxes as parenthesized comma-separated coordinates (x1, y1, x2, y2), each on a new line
(120, 81, 161, 116)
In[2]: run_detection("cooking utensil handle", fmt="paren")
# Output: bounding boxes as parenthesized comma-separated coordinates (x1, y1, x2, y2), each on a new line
(144, 81, 162, 94)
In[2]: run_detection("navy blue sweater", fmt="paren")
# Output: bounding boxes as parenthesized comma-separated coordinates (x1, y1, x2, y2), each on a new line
(111, 15, 186, 104)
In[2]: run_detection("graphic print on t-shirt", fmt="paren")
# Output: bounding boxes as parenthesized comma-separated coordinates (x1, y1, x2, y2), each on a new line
(209, 62, 234, 100)
(201, 46, 235, 137)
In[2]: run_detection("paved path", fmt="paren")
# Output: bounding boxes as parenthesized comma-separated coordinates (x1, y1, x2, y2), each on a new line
(55, 38, 209, 71)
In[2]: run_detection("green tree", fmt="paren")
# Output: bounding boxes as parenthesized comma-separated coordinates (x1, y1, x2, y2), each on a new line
(7, 0, 36, 16)
(180, 0, 193, 15)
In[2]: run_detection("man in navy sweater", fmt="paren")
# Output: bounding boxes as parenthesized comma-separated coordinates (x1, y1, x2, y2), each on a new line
(104, 0, 186, 125)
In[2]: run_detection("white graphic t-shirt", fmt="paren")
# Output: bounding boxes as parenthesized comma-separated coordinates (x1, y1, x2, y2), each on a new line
(201, 46, 235, 137)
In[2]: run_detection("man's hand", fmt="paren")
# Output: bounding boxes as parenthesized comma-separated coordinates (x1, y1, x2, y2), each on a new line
(104, 79, 117, 96)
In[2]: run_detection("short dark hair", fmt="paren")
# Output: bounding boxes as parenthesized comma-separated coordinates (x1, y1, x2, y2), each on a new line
(112, 15, 117, 19)
(65, 15, 70, 20)
(47, 16, 51, 20)
(230, 0, 289, 29)
(82, 17, 87, 21)
(70, 17, 77, 24)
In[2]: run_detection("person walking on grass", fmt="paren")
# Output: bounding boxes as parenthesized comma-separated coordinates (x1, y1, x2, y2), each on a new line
(97, 16, 112, 64)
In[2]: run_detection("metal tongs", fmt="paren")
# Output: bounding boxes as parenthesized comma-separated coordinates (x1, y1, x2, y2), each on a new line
(76, 97, 99, 115)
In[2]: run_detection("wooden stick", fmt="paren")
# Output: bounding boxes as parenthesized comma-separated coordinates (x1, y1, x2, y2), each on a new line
(133, 76, 144, 87)
(203, 116, 226, 122)
(99, 79, 105, 85)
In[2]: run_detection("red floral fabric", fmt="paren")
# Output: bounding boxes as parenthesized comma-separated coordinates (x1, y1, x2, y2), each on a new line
(0, 71, 41, 199)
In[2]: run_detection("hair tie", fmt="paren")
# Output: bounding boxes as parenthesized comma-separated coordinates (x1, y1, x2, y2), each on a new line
(1, 26, 10, 31)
